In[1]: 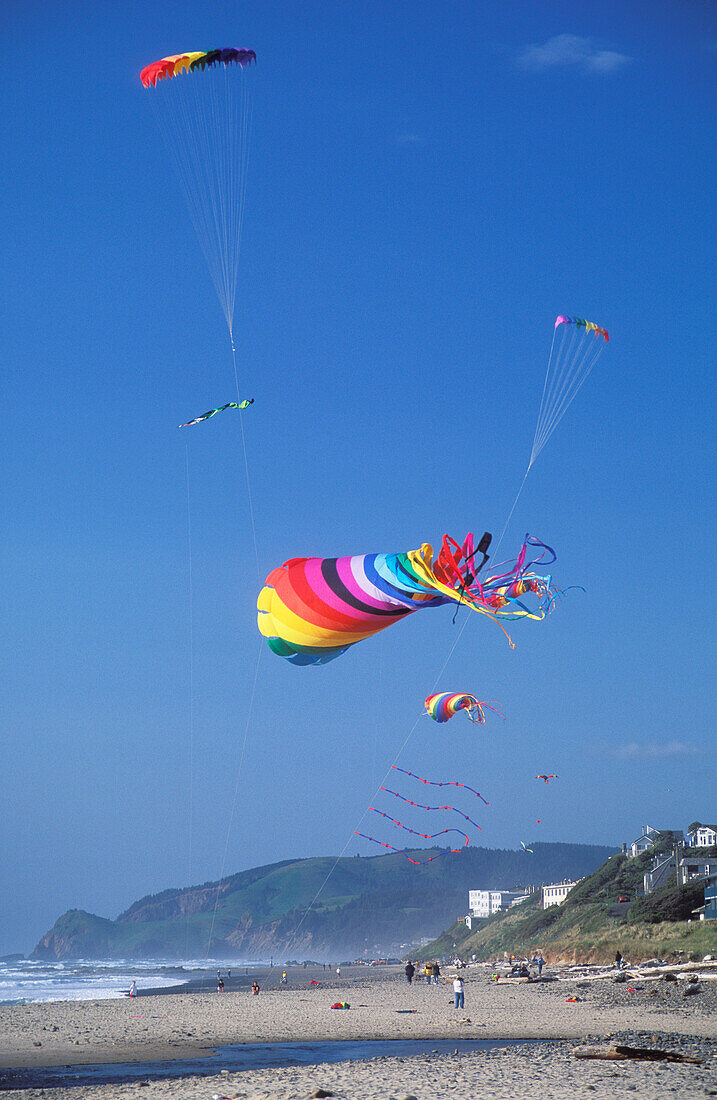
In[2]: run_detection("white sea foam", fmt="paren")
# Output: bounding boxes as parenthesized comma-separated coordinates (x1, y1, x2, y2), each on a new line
(0, 956, 265, 1005)
(0, 959, 188, 1004)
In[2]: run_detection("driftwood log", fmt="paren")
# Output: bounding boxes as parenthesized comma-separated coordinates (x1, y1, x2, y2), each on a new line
(573, 1045, 702, 1064)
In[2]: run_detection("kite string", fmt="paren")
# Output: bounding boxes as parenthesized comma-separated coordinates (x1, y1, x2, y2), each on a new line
(205, 639, 263, 960)
(202, 338, 262, 957)
(230, 343, 261, 586)
(184, 443, 195, 958)
(283, 319, 607, 946)
(182, 441, 263, 972)
(282, 611, 479, 957)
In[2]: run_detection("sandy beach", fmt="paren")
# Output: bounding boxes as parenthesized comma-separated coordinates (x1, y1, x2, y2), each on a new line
(1, 964, 715, 1098)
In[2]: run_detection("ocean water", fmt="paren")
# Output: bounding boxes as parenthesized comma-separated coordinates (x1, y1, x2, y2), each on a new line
(0, 958, 230, 1005)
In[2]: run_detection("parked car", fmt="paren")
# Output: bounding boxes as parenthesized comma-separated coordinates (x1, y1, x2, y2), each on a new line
(618, 895, 630, 903)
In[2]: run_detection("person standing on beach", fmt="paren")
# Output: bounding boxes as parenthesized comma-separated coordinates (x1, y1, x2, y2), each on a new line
(615, 950, 623, 969)
(432, 962, 441, 985)
(424, 962, 432, 984)
(405, 961, 415, 984)
(336, 966, 341, 979)
(128, 981, 137, 998)
(452, 976, 465, 1009)
(217, 976, 224, 992)
(537, 953, 544, 976)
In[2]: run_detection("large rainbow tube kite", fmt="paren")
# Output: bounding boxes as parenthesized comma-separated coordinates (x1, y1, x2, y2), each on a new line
(257, 532, 557, 665)
(424, 693, 502, 724)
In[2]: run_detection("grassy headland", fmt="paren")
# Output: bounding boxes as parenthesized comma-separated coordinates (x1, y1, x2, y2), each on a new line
(418, 837, 717, 964)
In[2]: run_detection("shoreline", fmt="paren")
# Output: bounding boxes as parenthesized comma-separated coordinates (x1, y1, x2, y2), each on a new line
(1, 963, 714, 1071)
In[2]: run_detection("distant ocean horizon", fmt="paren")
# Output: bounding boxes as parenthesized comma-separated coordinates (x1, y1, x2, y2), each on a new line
(0, 958, 263, 1005)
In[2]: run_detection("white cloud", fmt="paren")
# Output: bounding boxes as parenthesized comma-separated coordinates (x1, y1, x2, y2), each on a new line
(519, 35, 631, 74)
(609, 741, 701, 761)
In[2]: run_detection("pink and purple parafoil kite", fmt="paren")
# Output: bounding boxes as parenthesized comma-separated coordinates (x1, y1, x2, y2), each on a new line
(554, 316, 609, 341)
(258, 532, 558, 665)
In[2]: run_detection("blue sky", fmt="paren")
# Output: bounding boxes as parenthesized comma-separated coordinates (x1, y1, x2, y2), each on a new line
(1, 0, 715, 955)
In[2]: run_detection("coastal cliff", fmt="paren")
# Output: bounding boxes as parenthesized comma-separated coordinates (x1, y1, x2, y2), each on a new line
(32, 843, 614, 961)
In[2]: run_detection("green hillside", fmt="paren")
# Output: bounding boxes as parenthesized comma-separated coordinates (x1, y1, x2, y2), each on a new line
(418, 835, 717, 964)
(32, 841, 614, 961)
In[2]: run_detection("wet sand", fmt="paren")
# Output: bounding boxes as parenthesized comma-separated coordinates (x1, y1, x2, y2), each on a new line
(1, 964, 715, 1098)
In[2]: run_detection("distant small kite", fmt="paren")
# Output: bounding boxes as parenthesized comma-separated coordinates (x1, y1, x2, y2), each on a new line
(179, 398, 253, 427)
(536, 774, 558, 783)
(520, 841, 534, 854)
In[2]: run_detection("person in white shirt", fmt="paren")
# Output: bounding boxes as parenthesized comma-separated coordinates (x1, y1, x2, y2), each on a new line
(452, 976, 464, 1009)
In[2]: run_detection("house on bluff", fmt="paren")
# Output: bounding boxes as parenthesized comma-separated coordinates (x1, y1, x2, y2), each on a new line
(627, 825, 661, 858)
(686, 823, 717, 848)
(542, 879, 581, 908)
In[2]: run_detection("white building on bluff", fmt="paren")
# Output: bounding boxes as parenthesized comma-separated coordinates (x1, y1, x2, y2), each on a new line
(466, 889, 532, 925)
(542, 879, 581, 908)
(686, 824, 717, 848)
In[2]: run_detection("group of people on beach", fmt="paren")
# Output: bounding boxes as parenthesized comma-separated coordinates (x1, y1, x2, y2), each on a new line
(403, 961, 465, 1008)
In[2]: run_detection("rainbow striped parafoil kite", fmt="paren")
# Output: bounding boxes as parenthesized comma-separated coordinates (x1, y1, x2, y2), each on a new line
(257, 532, 558, 665)
(140, 49, 256, 87)
(554, 315, 609, 341)
(424, 693, 501, 724)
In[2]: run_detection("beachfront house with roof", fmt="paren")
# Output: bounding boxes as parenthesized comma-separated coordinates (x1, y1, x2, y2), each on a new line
(678, 855, 717, 886)
(644, 852, 677, 895)
(628, 825, 659, 858)
(686, 823, 717, 848)
(542, 879, 581, 908)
